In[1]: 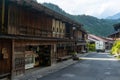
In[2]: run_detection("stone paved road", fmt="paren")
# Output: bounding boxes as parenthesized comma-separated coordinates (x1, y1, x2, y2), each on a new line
(38, 53, 120, 80)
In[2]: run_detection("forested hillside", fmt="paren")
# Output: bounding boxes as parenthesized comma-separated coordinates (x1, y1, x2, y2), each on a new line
(43, 3, 120, 37)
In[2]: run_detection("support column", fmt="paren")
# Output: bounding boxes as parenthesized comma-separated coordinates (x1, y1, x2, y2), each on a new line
(1, 0, 8, 33)
(11, 39, 15, 80)
(1, 0, 5, 33)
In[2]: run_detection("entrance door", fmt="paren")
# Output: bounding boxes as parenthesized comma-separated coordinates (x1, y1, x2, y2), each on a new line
(39, 45, 51, 66)
(0, 39, 12, 79)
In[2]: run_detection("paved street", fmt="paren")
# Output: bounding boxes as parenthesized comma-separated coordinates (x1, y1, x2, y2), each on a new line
(38, 52, 120, 80)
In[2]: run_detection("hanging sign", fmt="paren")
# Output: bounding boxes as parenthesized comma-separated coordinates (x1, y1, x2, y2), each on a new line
(2, 48, 8, 59)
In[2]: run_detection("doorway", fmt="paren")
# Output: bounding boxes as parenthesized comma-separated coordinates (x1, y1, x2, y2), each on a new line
(0, 39, 12, 79)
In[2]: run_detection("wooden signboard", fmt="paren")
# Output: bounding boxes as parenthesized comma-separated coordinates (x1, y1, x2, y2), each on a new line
(25, 51, 35, 69)
(2, 48, 8, 59)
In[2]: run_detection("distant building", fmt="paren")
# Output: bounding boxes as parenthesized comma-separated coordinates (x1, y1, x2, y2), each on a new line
(108, 23, 120, 39)
(88, 34, 113, 51)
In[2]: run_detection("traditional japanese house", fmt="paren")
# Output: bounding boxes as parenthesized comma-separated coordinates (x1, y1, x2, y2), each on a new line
(88, 34, 113, 51)
(108, 23, 120, 39)
(108, 23, 120, 56)
(0, 0, 87, 79)
(73, 27, 88, 53)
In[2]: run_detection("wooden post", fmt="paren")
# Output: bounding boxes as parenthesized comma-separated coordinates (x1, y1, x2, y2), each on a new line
(7, 2, 11, 34)
(1, 0, 8, 33)
(11, 39, 15, 80)
(1, 0, 5, 33)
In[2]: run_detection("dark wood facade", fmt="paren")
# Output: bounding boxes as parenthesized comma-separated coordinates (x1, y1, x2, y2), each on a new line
(0, 0, 1, 29)
(8, 3, 53, 36)
(0, 39, 12, 79)
(74, 27, 87, 53)
(0, 0, 87, 79)
(0, 0, 11, 79)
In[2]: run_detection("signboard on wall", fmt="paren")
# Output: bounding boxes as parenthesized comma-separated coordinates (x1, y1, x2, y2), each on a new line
(25, 51, 35, 69)
(2, 48, 8, 59)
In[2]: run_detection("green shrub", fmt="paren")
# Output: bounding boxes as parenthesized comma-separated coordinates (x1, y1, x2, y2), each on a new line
(87, 43, 95, 51)
(111, 40, 120, 57)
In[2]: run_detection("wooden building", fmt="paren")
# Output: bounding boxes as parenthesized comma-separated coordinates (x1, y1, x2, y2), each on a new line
(88, 34, 113, 51)
(108, 23, 120, 39)
(73, 27, 87, 53)
(0, 0, 87, 79)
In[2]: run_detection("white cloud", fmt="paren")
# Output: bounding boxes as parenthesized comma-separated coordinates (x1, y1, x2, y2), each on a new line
(37, 0, 120, 18)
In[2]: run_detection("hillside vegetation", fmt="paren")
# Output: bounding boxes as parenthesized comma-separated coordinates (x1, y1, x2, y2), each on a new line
(43, 3, 120, 37)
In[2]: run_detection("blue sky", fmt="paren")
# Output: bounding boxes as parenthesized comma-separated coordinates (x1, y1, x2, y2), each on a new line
(37, 0, 120, 19)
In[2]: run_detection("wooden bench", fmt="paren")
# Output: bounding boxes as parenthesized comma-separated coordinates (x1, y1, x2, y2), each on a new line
(57, 56, 72, 62)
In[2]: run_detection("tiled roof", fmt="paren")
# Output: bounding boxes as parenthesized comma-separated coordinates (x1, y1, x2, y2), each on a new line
(9, 0, 82, 27)
(88, 34, 108, 42)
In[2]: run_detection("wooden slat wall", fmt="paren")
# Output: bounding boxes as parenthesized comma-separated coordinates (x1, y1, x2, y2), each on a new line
(8, 4, 53, 37)
(0, 0, 2, 27)
(14, 52, 25, 76)
(47, 17, 52, 37)
(56, 44, 68, 58)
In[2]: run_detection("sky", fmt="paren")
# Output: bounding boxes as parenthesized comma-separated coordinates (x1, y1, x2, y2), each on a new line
(37, 0, 120, 19)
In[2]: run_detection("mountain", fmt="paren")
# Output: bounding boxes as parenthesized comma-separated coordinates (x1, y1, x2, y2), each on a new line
(72, 15, 117, 36)
(43, 3, 120, 37)
(106, 12, 120, 20)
